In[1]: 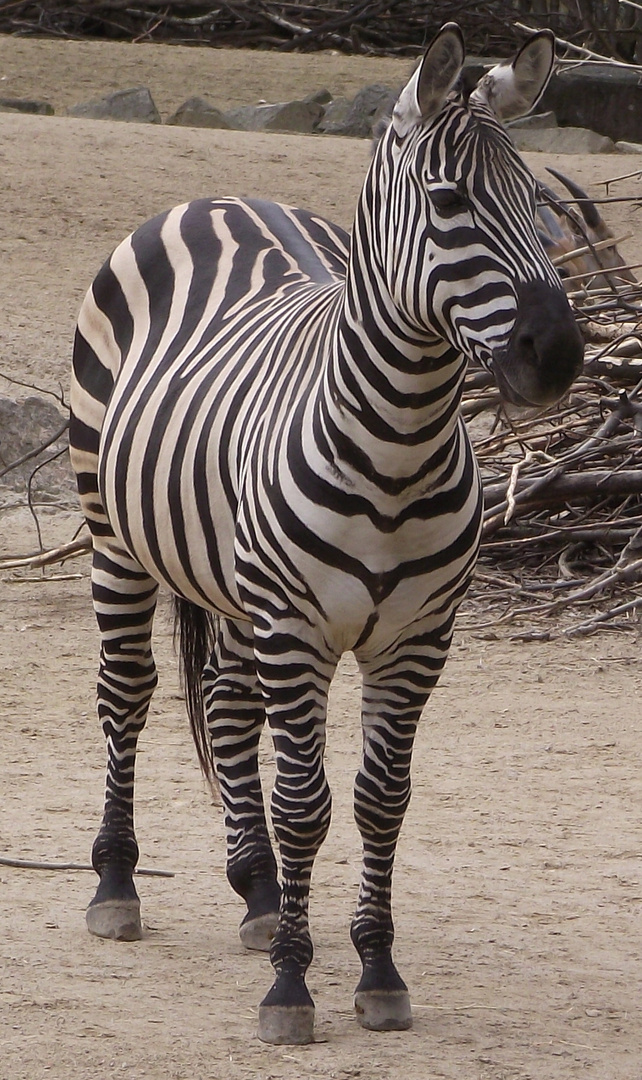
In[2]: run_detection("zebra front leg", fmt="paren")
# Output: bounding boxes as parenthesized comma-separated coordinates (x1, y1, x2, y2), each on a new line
(203, 618, 280, 951)
(254, 633, 336, 1045)
(86, 545, 159, 941)
(351, 642, 448, 1030)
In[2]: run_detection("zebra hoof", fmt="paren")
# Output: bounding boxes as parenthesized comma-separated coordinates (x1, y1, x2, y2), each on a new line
(354, 989, 412, 1031)
(239, 911, 279, 952)
(86, 898, 143, 941)
(257, 1004, 315, 1045)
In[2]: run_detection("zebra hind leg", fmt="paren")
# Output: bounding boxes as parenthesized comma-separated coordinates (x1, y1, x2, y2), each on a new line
(253, 635, 337, 1045)
(86, 543, 159, 942)
(179, 612, 281, 951)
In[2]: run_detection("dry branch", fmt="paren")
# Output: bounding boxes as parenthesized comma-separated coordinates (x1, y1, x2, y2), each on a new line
(0, 2, 639, 60)
(0, 535, 90, 571)
(458, 169, 642, 636)
(0, 855, 175, 876)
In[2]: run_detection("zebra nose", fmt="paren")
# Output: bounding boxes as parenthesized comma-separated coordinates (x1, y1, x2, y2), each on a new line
(492, 279, 584, 407)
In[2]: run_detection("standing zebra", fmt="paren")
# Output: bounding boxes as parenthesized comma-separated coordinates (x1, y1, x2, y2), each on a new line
(70, 24, 583, 1045)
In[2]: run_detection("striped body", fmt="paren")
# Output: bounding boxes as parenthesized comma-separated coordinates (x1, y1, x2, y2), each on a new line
(74, 196, 480, 656)
(70, 25, 583, 1044)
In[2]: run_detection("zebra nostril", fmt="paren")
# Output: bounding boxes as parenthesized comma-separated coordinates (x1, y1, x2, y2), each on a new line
(516, 332, 538, 366)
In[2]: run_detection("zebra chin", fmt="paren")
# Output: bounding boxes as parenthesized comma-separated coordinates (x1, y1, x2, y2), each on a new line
(488, 279, 584, 409)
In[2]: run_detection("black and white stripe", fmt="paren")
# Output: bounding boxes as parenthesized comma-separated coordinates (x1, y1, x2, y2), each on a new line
(70, 24, 583, 1044)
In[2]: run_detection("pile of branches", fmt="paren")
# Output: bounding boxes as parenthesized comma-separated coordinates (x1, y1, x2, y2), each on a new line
(464, 346, 642, 637)
(0, 0, 640, 59)
(464, 273, 642, 637)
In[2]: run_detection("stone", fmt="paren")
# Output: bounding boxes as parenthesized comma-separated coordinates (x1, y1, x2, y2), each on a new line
(68, 87, 161, 124)
(540, 64, 642, 145)
(615, 140, 642, 154)
(303, 89, 333, 106)
(224, 98, 323, 134)
(319, 84, 398, 138)
(0, 396, 70, 496)
(316, 96, 351, 134)
(0, 97, 53, 115)
(166, 97, 231, 129)
(510, 126, 615, 155)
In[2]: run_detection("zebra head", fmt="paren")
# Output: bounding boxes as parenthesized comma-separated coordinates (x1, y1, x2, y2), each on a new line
(370, 23, 584, 408)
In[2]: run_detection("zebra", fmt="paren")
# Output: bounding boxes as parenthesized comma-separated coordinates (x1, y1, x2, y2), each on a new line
(69, 23, 583, 1045)
(536, 167, 637, 292)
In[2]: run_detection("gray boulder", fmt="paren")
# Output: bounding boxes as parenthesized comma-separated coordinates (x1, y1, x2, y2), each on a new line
(320, 84, 398, 138)
(167, 97, 231, 129)
(225, 99, 323, 134)
(0, 397, 70, 496)
(316, 96, 351, 134)
(303, 89, 333, 106)
(68, 87, 161, 124)
(540, 64, 642, 146)
(510, 126, 615, 154)
(615, 140, 642, 154)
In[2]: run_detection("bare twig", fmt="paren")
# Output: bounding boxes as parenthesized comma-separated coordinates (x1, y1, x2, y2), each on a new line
(0, 536, 91, 571)
(0, 855, 174, 877)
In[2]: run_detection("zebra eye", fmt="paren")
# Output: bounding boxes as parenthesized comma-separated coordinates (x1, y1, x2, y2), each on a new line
(430, 187, 468, 217)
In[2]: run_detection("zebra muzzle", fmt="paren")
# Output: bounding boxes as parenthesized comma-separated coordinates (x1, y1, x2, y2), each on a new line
(491, 279, 584, 408)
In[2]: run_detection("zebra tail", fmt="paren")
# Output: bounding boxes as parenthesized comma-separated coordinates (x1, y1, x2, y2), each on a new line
(173, 596, 219, 790)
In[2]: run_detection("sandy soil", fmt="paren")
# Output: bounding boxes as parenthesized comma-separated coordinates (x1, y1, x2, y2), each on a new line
(1, 38, 641, 1080)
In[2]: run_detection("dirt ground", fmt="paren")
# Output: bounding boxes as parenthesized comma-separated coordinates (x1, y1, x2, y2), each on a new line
(1, 37, 642, 1080)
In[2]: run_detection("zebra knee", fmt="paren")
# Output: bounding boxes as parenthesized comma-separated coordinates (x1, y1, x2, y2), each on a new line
(270, 768, 333, 864)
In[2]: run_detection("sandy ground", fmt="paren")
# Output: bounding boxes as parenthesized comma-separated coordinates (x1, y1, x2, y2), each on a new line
(1, 37, 642, 1080)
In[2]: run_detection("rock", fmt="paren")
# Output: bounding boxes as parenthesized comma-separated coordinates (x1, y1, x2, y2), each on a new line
(316, 96, 351, 134)
(225, 98, 323, 133)
(507, 111, 557, 130)
(167, 97, 231, 129)
(510, 126, 615, 154)
(540, 64, 642, 145)
(0, 97, 54, 115)
(68, 87, 161, 124)
(303, 89, 333, 106)
(0, 396, 70, 496)
(615, 140, 642, 154)
(319, 84, 398, 138)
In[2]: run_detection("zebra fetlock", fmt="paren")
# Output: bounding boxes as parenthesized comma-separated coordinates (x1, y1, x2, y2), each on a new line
(86, 826, 142, 941)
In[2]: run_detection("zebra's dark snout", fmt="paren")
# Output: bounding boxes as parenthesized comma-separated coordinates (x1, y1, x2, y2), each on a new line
(492, 279, 584, 408)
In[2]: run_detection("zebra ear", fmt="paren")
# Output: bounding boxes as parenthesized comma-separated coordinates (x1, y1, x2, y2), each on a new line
(392, 22, 465, 136)
(471, 30, 555, 122)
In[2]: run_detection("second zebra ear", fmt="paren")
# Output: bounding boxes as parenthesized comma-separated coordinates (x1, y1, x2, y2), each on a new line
(392, 22, 465, 137)
(470, 30, 555, 122)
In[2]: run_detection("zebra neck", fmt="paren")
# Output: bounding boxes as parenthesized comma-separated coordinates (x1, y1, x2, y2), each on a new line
(315, 289, 467, 491)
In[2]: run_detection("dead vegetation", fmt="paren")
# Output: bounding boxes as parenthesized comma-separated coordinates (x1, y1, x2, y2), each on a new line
(0, 1, 640, 61)
(463, 168, 642, 638)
